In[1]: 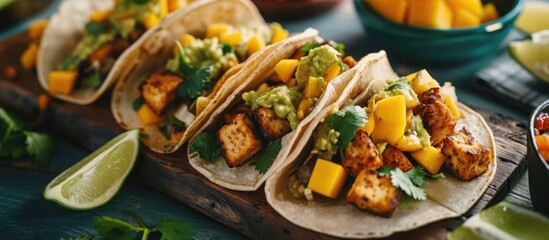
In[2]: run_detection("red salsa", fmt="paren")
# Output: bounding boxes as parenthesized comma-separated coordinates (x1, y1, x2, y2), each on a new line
(535, 112, 549, 162)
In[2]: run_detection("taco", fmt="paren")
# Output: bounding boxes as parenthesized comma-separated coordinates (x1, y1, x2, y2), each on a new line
(110, 0, 291, 153)
(264, 55, 496, 238)
(186, 39, 387, 191)
(37, 0, 186, 105)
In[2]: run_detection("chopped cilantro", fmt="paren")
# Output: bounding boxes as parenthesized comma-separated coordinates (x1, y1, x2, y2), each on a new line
(93, 216, 139, 240)
(85, 22, 106, 35)
(175, 41, 213, 101)
(24, 131, 55, 166)
(406, 166, 427, 188)
(253, 140, 282, 174)
(390, 168, 427, 201)
(189, 132, 221, 162)
(132, 97, 144, 111)
(338, 61, 349, 71)
(387, 79, 412, 91)
(327, 106, 367, 155)
(301, 42, 321, 55)
(158, 217, 196, 240)
(220, 44, 234, 55)
(333, 42, 345, 57)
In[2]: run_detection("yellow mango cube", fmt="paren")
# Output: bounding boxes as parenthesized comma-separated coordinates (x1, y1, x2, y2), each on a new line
(323, 62, 341, 82)
(481, 3, 499, 23)
(48, 70, 78, 95)
(368, 0, 408, 24)
(143, 13, 159, 30)
(159, 0, 169, 17)
(303, 76, 326, 98)
(89, 10, 111, 22)
(21, 42, 38, 70)
(453, 8, 481, 28)
(307, 159, 348, 199)
(274, 59, 299, 83)
(195, 96, 210, 115)
(359, 113, 376, 136)
(408, 69, 440, 95)
(446, 0, 483, 17)
(246, 34, 266, 56)
(297, 98, 314, 120)
(408, 0, 453, 29)
(411, 146, 446, 175)
(442, 95, 461, 119)
(206, 23, 231, 38)
(219, 32, 244, 46)
(406, 71, 419, 82)
(270, 23, 288, 43)
(371, 95, 406, 145)
(167, 0, 180, 12)
(394, 134, 423, 152)
(28, 19, 48, 40)
(180, 33, 195, 46)
(137, 104, 163, 125)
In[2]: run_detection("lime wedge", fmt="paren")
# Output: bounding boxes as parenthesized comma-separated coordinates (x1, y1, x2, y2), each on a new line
(509, 30, 549, 83)
(515, 1, 549, 34)
(43, 129, 140, 210)
(446, 201, 549, 240)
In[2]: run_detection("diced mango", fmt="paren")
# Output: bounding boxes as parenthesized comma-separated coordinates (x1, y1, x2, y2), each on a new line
(286, 77, 297, 87)
(442, 95, 461, 119)
(195, 96, 210, 115)
(406, 71, 419, 82)
(303, 76, 326, 98)
(411, 146, 446, 175)
(408, 0, 453, 29)
(246, 34, 266, 56)
(453, 8, 481, 28)
(408, 69, 440, 95)
(323, 62, 341, 82)
(28, 19, 48, 40)
(445, 0, 483, 17)
(48, 70, 78, 95)
(270, 23, 288, 43)
(481, 3, 499, 23)
(137, 104, 163, 125)
(89, 10, 112, 22)
(394, 134, 423, 152)
(159, 0, 169, 17)
(274, 59, 299, 83)
(359, 113, 376, 136)
(371, 95, 406, 145)
(180, 33, 195, 46)
(219, 32, 243, 46)
(297, 98, 315, 120)
(206, 23, 231, 38)
(307, 159, 348, 199)
(20, 42, 38, 70)
(167, 0, 180, 12)
(368, 0, 408, 24)
(143, 13, 160, 30)
(37, 93, 51, 112)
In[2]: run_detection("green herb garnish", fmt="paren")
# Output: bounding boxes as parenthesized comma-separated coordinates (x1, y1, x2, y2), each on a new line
(253, 140, 282, 174)
(189, 132, 221, 162)
(327, 106, 367, 155)
(175, 41, 213, 101)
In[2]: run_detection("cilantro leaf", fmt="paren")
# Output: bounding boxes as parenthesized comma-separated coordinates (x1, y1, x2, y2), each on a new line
(24, 131, 55, 166)
(327, 106, 367, 155)
(85, 22, 106, 35)
(333, 42, 345, 57)
(406, 166, 427, 188)
(0, 108, 25, 130)
(378, 166, 392, 176)
(390, 168, 426, 201)
(220, 44, 234, 55)
(189, 132, 221, 162)
(132, 97, 144, 111)
(253, 140, 282, 174)
(0, 129, 26, 159)
(301, 42, 321, 55)
(93, 216, 139, 240)
(158, 217, 196, 240)
(177, 66, 212, 101)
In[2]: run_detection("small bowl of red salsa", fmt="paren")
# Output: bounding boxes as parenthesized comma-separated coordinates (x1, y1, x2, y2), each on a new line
(528, 99, 549, 216)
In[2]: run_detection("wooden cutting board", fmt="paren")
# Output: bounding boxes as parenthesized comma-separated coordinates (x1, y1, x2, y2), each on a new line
(0, 33, 527, 239)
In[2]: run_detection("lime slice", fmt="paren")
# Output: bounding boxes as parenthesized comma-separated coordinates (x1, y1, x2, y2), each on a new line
(43, 129, 140, 210)
(509, 30, 549, 83)
(446, 201, 549, 240)
(515, 1, 549, 34)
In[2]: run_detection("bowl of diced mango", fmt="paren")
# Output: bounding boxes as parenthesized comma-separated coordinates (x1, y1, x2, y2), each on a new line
(354, 0, 524, 65)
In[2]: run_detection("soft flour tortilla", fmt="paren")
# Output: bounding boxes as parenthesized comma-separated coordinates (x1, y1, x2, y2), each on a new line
(187, 49, 389, 191)
(37, 0, 114, 105)
(110, 0, 269, 153)
(264, 65, 497, 238)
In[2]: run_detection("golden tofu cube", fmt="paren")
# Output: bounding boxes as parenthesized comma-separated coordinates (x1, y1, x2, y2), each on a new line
(414, 88, 456, 146)
(48, 70, 78, 95)
(217, 113, 263, 167)
(382, 145, 414, 172)
(442, 127, 491, 181)
(142, 70, 184, 114)
(307, 159, 348, 199)
(253, 107, 291, 141)
(343, 130, 383, 177)
(346, 169, 400, 217)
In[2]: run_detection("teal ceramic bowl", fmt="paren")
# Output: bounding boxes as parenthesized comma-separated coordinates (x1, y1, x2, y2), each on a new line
(354, 0, 524, 65)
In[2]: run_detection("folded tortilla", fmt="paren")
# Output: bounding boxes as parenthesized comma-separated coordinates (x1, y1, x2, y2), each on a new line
(264, 54, 497, 238)
(110, 0, 274, 153)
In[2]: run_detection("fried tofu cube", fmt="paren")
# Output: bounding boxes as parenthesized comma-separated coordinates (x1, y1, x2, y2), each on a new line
(217, 113, 263, 168)
(343, 130, 383, 177)
(253, 107, 291, 141)
(442, 127, 491, 181)
(346, 169, 400, 217)
(223, 103, 252, 124)
(141, 70, 184, 115)
(382, 145, 414, 172)
(414, 88, 456, 146)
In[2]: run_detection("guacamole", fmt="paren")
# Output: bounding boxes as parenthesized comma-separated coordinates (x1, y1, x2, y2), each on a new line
(295, 45, 340, 88)
(372, 78, 419, 108)
(313, 122, 340, 158)
(242, 86, 302, 130)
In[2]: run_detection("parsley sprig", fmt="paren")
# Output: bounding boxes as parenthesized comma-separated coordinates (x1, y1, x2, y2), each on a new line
(327, 106, 367, 155)
(379, 166, 445, 201)
(0, 108, 55, 166)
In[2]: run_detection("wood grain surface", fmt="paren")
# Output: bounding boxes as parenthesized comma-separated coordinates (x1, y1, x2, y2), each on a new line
(0, 33, 527, 239)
